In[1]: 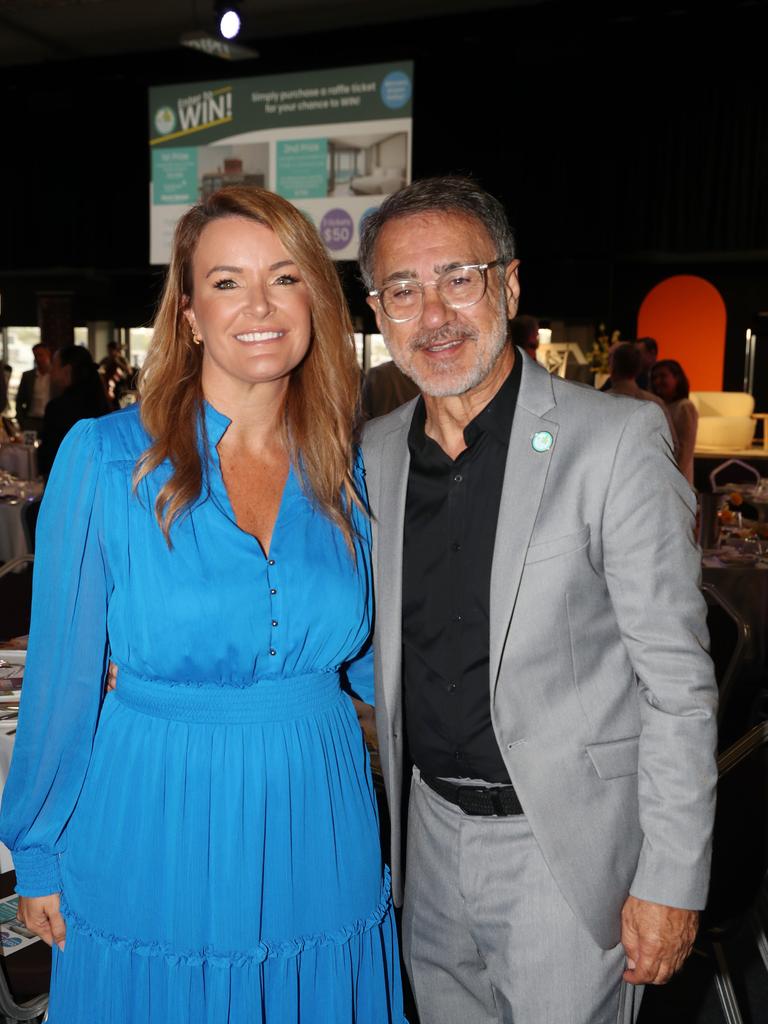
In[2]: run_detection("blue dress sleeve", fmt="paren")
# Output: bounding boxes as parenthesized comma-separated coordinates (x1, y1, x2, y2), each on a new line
(343, 639, 375, 706)
(0, 419, 111, 896)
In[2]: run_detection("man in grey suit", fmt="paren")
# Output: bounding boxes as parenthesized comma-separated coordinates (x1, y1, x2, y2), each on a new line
(357, 177, 717, 1023)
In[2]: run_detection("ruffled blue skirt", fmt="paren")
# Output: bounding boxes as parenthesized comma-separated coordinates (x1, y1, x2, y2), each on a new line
(49, 670, 405, 1023)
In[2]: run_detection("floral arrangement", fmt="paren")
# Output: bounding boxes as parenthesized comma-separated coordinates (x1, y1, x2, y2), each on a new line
(587, 322, 621, 375)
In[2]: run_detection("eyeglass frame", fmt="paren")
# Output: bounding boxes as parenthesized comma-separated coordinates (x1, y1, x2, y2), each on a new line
(368, 258, 508, 323)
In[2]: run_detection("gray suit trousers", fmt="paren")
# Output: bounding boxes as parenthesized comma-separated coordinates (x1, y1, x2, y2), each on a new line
(402, 770, 644, 1024)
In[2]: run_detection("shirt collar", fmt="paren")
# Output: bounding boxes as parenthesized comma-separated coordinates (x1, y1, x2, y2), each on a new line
(201, 399, 231, 448)
(465, 350, 521, 447)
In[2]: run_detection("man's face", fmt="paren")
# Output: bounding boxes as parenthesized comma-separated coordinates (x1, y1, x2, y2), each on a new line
(366, 212, 519, 397)
(635, 341, 656, 371)
(33, 347, 51, 373)
(651, 365, 677, 402)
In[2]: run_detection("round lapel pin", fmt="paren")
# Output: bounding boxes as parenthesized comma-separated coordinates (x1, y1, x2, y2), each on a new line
(531, 430, 554, 453)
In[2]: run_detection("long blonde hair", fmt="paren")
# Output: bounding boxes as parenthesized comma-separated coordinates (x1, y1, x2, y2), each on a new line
(135, 186, 362, 549)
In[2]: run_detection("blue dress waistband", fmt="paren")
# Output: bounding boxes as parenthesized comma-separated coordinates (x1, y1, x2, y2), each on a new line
(112, 667, 343, 723)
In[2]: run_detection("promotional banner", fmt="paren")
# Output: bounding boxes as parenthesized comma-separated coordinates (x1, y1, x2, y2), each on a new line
(149, 62, 413, 263)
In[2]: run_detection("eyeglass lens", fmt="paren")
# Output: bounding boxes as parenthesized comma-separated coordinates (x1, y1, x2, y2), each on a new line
(380, 266, 487, 319)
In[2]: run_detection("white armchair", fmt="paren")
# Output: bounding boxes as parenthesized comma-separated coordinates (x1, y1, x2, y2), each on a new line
(690, 392, 757, 450)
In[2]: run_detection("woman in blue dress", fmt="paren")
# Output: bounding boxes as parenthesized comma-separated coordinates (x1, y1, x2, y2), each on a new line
(0, 186, 406, 1022)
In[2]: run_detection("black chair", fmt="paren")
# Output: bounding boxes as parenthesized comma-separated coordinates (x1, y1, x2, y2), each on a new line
(0, 973, 48, 1024)
(0, 557, 34, 643)
(695, 721, 768, 1024)
(20, 501, 40, 555)
(701, 582, 752, 747)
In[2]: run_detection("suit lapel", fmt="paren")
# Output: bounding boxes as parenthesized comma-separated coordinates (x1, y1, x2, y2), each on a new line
(372, 416, 412, 724)
(489, 358, 559, 694)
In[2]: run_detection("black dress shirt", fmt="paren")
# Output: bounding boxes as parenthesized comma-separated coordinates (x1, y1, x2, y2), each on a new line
(402, 354, 522, 782)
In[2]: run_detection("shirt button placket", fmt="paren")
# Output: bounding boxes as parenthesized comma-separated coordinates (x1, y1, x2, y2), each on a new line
(267, 558, 280, 658)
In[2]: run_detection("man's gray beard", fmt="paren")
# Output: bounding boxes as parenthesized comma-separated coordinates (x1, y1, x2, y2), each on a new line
(381, 301, 509, 398)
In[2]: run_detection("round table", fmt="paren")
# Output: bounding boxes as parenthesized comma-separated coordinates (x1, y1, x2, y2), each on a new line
(0, 445, 38, 482)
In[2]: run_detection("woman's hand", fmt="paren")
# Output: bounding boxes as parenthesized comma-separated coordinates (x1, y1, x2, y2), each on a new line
(17, 893, 66, 950)
(105, 662, 118, 693)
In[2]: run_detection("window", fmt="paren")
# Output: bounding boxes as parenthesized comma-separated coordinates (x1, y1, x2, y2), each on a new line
(353, 333, 365, 368)
(368, 334, 390, 368)
(128, 328, 153, 370)
(352, 333, 390, 372)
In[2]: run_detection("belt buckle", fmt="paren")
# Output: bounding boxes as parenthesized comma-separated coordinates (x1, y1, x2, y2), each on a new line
(486, 788, 506, 816)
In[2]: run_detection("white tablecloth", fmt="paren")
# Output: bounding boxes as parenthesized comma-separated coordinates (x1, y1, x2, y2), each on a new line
(0, 444, 38, 481)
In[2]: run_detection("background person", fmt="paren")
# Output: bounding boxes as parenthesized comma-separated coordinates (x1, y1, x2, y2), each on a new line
(0, 187, 404, 1023)
(634, 336, 658, 391)
(15, 343, 52, 433)
(98, 339, 132, 410)
(608, 341, 678, 446)
(651, 358, 698, 486)
(0, 364, 8, 423)
(37, 345, 109, 478)
(508, 313, 539, 361)
(362, 359, 420, 419)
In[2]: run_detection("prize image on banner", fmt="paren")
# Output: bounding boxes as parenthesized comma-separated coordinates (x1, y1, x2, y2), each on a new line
(198, 144, 269, 197)
(326, 132, 407, 196)
(149, 62, 413, 263)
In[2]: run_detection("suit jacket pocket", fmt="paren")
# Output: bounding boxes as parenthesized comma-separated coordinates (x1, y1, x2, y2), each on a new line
(525, 524, 590, 565)
(585, 735, 640, 779)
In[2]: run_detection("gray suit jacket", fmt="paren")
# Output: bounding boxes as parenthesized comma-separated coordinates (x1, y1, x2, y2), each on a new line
(361, 353, 718, 950)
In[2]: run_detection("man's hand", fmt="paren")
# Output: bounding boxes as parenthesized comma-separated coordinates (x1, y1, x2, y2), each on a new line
(17, 894, 66, 950)
(350, 698, 378, 750)
(621, 895, 698, 985)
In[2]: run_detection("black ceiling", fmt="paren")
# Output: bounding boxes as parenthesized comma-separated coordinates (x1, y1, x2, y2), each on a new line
(0, 0, 545, 66)
(1, 0, 764, 69)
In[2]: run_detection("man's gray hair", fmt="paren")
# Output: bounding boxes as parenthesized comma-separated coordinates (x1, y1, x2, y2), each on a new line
(358, 176, 516, 291)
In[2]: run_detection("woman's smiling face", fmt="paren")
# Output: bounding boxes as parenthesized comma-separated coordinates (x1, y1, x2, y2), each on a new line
(183, 215, 313, 393)
(651, 365, 678, 402)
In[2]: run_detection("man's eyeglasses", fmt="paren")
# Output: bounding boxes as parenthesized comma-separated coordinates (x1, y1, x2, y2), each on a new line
(369, 259, 506, 323)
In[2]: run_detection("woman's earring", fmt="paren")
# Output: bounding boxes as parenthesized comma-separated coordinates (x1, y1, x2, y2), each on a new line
(190, 325, 202, 346)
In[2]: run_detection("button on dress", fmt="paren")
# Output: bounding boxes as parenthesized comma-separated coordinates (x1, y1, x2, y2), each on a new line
(0, 402, 405, 1023)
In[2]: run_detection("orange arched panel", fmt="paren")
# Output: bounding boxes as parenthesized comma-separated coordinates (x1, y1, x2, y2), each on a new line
(637, 275, 726, 391)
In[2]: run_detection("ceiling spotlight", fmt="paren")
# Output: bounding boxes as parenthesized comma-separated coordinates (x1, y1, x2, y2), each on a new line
(218, 5, 242, 40)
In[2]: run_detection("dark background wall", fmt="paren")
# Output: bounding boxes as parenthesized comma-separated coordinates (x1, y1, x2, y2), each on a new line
(1, 0, 766, 396)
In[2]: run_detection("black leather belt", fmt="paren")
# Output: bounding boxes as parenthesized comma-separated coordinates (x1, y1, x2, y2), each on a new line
(421, 773, 524, 816)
